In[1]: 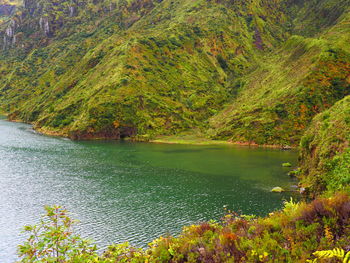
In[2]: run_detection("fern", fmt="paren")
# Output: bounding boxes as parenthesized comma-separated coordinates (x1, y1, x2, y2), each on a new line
(344, 252, 350, 263)
(309, 248, 350, 263)
(324, 225, 334, 242)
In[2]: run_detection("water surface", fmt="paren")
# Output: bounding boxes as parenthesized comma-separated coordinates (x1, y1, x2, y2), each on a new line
(0, 119, 298, 262)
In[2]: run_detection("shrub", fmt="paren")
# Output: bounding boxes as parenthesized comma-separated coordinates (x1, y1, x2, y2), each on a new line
(18, 205, 98, 262)
(18, 194, 350, 262)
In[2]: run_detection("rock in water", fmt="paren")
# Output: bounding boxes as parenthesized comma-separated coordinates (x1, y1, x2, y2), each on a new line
(271, 187, 285, 193)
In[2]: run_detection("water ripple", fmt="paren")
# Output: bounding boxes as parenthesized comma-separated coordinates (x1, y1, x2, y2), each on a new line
(0, 120, 298, 262)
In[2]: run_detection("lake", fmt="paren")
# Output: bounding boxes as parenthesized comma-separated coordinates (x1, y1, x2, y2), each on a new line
(0, 118, 298, 262)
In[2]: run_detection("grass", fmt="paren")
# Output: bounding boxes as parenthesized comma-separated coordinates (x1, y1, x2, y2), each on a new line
(151, 131, 232, 145)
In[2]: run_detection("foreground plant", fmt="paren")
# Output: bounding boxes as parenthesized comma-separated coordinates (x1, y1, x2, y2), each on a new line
(307, 248, 350, 263)
(18, 205, 98, 262)
(17, 194, 350, 262)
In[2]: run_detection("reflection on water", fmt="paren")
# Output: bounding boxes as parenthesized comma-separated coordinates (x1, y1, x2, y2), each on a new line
(0, 119, 298, 262)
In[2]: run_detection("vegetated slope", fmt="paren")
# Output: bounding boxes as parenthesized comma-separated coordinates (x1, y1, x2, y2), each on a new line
(299, 95, 350, 197)
(0, 0, 349, 144)
(0, 0, 290, 140)
(209, 2, 350, 146)
(177, 92, 350, 261)
(126, 194, 350, 262)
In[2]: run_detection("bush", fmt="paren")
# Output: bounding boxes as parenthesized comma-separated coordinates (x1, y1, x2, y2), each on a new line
(18, 195, 350, 262)
(18, 205, 98, 262)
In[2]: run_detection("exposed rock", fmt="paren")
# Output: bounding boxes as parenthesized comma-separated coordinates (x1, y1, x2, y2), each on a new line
(282, 145, 292, 150)
(288, 169, 299, 177)
(39, 16, 51, 36)
(23, 0, 36, 15)
(0, 4, 15, 16)
(299, 187, 306, 194)
(3, 19, 17, 48)
(271, 187, 285, 193)
(69, 6, 76, 17)
(68, 126, 137, 140)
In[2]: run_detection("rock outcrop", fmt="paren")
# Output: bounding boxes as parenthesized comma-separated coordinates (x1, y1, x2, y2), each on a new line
(0, 4, 15, 16)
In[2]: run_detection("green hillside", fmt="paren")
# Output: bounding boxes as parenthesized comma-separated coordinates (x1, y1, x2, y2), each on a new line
(0, 0, 274, 138)
(2, 1, 350, 262)
(209, 2, 350, 145)
(2, 0, 348, 144)
(299, 95, 350, 197)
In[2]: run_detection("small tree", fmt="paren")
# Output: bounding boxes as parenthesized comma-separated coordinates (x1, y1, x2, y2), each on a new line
(18, 205, 98, 262)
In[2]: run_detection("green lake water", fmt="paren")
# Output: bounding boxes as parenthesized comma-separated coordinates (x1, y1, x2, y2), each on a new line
(0, 118, 298, 262)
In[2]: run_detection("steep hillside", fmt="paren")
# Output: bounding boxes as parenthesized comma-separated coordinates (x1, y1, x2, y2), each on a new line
(3, 2, 350, 261)
(209, 2, 350, 146)
(299, 95, 350, 197)
(0, 0, 349, 144)
(0, 0, 291, 140)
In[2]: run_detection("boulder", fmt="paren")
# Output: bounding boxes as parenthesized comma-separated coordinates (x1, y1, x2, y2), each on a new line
(271, 187, 285, 193)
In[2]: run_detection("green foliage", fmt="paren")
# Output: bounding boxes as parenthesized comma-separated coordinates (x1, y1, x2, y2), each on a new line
(307, 248, 350, 263)
(1, 0, 348, 144)
(101, 243, 146, 262)
(18, 205, 98, 262)
(18, 195, 350, 262)
(282, 197, 300, 216)
(209, 32, 350, 146)
(325, 149, 350, 193)
(299, 96, 350, 196)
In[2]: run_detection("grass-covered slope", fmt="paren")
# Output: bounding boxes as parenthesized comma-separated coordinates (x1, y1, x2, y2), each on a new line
(0, 0, 349, 145)
(209, 4, 350, 146)
(299, 95, 350, 197)
(0, 0, 290, 140)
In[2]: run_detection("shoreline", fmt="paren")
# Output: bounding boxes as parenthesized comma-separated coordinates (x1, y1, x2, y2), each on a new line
(151, 136, 296, 149)
(1, 116, 296, 149)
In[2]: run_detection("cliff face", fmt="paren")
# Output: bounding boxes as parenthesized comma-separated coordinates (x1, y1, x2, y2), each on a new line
(0, 0, 349, 143)
(1, 0, 158, 49)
